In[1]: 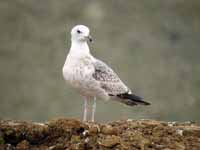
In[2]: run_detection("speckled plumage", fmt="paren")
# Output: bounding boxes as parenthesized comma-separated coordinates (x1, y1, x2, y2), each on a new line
(92, 59, 129, 95)
(63, 25, 150, 122)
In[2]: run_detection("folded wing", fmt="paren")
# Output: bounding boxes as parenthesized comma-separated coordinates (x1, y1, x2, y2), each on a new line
(92, 59, 150, 106)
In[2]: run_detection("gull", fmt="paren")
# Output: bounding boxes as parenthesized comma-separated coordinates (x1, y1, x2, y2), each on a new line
(63, 25, 150, 122)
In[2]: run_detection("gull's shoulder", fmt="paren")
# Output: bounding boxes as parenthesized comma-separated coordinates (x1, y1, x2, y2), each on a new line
(92, 57, 121, 82)
(91, 57, 129, 95)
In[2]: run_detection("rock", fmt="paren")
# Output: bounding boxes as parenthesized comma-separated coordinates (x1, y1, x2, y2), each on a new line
(16, 140, 29, 150)
(182, 126, 200, 137)
(98, 135, 120, 148)
(0, 131, 4, 145)
(101, 125, 118, 135)
(48, 118, 87, 134)
(0, 119, 200, 149)
(71, 135, 80, 143)
(174, 141, 185, 150)
(88, 125, 99, 135)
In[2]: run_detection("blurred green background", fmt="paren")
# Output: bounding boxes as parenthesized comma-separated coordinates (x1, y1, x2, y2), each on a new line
(0, 0, 200, 122)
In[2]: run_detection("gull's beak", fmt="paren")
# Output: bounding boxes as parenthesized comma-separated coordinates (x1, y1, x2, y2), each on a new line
(86, 35, 93, 42)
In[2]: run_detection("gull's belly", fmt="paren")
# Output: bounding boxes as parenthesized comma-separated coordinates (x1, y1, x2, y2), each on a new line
(63, 63, 96, 97)
(63, 63, 109, 99)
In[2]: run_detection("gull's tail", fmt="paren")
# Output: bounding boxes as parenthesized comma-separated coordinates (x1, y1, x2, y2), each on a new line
(116, 93, 150, 106)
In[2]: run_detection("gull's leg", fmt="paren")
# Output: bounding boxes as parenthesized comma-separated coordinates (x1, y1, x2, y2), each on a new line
(83, 97, 88, 122)
(91, 97, 96, 122)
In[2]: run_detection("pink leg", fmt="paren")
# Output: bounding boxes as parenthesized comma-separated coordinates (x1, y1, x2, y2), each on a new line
(91, 97, 96, 122)
(83, 98, 88, 122)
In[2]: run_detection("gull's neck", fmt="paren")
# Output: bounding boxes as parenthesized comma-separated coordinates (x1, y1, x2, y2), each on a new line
(69, 39, 90, 57)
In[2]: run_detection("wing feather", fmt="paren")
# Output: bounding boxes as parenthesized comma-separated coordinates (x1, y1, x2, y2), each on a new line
(92, 59, 129, 95)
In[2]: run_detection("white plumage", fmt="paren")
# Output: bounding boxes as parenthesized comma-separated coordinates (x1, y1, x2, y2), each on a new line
(63, 25, 150, 122)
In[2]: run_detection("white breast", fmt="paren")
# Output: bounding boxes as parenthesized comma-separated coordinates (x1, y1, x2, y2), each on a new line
(63, 53, 110, 100)
(63, 55, 94, 90)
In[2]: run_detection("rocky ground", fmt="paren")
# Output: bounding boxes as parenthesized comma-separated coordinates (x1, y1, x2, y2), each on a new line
(0, 118, 200, 150)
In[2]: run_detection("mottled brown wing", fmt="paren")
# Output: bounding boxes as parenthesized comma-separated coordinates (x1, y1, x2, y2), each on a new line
(92, 59, 129, 95)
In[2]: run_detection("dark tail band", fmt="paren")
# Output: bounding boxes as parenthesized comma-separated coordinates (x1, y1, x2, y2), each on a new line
(116, 93, 150, 106)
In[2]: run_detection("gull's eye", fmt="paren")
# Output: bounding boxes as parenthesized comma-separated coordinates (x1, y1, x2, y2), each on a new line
(77, 30, 81, 34)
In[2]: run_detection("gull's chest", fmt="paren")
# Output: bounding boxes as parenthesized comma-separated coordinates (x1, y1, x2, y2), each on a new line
(63, 56, 94, 87)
